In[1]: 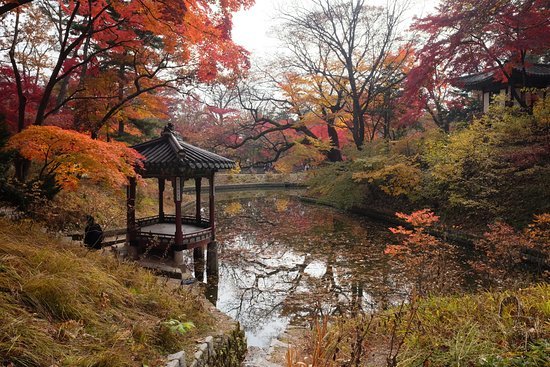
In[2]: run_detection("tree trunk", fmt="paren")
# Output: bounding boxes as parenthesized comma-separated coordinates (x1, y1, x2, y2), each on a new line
(352, 107, 365, 149)
(117, 57, 126, 135)
(326, 124, 343, 162)
(9, 12, 26, 133)
(10, 12, 31, 182)
(14, 155, 30, 182)
(34, 3, 81, 126)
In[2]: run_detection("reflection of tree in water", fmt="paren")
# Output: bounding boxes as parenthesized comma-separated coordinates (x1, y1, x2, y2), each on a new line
(218, 243, 311, 333)
(216, 196, 409, 331)
(215, 195, 472, 344)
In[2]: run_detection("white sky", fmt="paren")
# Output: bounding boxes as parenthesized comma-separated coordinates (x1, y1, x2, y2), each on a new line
(232, 0, 441, 65)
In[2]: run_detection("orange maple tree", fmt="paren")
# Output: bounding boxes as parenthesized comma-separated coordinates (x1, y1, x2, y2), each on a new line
(385, 209, 459, 295)
(6, 126, 142, 190)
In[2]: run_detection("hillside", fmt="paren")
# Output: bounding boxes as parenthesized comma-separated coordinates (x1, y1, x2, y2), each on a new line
(0, 218, 215, 366)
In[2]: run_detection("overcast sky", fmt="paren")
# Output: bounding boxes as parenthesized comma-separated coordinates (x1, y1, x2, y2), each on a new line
(232, 0, 441, 65)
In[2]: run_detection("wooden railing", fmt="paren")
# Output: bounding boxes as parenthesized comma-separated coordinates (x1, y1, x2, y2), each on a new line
(136, 215, 210, 228)
(135, 215, 212, 247)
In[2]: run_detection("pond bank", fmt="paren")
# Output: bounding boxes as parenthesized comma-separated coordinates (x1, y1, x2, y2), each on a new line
(297, 195, 549, 269)
(297, 195, 478, 246)
(164, 305, 247, 367)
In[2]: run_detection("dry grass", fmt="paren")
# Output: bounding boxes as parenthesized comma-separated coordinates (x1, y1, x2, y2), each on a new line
(286, 285, 550, 367)
(0, 218, 214, 367)
(397, 286, 550, 367)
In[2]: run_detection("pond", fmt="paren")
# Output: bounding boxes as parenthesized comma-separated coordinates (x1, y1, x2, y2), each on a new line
(195, 190, 476, 348)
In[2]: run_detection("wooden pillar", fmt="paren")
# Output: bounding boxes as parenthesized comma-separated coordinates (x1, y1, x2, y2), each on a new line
(158, 178, 165, 221)
(206, 241, 218, 277)
(194, 246, 205, 282)
(126, 176, 138, 258)
(209, 172, 215, 241)
(173, 177, 183, 247)
(205, 245, 219, 304)
(195, 177, 202, 224)
(205, 241, 219, 304)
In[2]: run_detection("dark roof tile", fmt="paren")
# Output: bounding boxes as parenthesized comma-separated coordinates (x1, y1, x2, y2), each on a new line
(132, 125, 236, 176)
(456, 64, 550, 90)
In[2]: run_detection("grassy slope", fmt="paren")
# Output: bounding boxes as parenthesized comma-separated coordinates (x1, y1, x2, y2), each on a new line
(0, 218, 214, 367)
(397, 286, 550, 366)
(293, 285, 550, 367)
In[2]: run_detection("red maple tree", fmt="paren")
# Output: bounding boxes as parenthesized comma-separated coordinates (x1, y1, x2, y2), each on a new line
(408, 0, 550, 122)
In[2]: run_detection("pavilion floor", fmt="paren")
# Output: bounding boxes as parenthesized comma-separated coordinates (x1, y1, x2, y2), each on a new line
(140, 223, 204, 236)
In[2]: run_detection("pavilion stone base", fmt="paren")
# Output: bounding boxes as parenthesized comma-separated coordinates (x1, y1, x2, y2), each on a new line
(174, 250, 185, 265)
(124, 244, 185, 266)
(126, 244, 139, 260)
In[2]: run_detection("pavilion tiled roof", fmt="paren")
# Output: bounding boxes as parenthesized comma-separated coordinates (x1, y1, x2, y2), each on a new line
(457, 64, 550, 90)
(132, 124, 235, 177)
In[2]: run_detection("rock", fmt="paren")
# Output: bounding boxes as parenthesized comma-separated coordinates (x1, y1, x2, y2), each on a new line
(242, 346, 283, 367)
(167, 350, 186, 367)
(167, 351, 185, 362)
(205, 338, 214, 357)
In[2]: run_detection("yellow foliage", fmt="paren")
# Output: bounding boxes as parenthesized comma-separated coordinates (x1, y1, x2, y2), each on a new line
(353, 157, 422, 196)
(229, 162, 242, 174)
(223, 201, 243, 216)
(274, 141, 326, 173)
(275, 198, 290, 212)
(533, 92, 550, 128)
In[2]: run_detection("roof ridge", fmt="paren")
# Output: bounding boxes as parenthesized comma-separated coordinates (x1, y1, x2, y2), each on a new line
(167, 131, 186, 161)
(132, 125, 236, 176)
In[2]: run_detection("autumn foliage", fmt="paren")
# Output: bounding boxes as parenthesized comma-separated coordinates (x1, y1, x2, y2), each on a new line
(385, 209, 460, 295)
(1, 0, 253, 138)
(472, 214, 550, 284)
(409, 0, 550, 112)
(385, 209, 441, 256)
(6, 126, 142, 190)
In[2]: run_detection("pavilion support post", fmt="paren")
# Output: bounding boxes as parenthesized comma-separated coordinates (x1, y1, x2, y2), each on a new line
(174, 177, 183, 248)
(205, 247, 219, 304)
(208, 172, 215, 241)
(206, 241, 219, 304)
(193, 246, 205, 282)
(195, 177, 202, 224)
(126, 176, 138, 259)
(158, 178, 165, 221)
(206, 241, 218, 278)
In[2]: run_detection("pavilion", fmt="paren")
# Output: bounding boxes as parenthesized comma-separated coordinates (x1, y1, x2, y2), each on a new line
(126, 123, 235, 267)
(457, 63, 550, 113)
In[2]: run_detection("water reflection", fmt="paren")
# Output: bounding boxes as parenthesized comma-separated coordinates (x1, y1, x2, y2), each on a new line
(205, 273, 219, 304)
(206, 193, 423, 347)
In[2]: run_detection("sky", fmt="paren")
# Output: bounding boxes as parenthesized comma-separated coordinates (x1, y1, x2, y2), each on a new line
(232, 0, 441, 65)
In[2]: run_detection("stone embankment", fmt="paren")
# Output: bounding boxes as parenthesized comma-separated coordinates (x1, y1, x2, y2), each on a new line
(165, 325, 247, 367)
